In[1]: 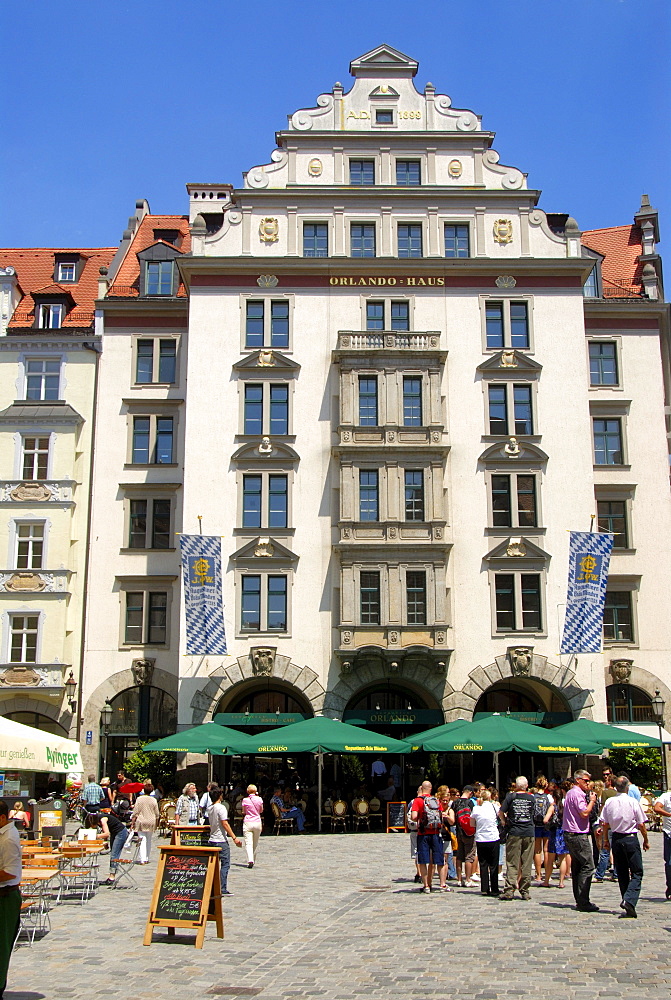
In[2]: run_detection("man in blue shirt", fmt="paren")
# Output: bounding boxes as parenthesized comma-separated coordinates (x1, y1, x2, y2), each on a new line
(81, 774, 104, 813)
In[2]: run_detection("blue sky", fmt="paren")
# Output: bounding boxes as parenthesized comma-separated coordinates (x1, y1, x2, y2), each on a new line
(1, 0, 669, 253)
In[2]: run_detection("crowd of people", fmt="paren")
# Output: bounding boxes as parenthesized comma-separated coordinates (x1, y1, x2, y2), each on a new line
(408, 764, 671, 918)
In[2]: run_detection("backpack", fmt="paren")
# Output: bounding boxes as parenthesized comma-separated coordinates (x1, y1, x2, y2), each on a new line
(455, 798, 476, 836)
(406, 803, 417, 832)
(418, 795, 442, 832)
(532, 793, 548, 826)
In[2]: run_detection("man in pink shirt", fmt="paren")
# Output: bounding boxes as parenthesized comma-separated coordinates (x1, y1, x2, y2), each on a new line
(562, 769, 599, 911)
(600, 775, 649, 918)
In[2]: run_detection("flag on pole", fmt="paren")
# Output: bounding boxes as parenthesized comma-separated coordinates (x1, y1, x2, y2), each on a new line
(179, 534, 227, 655)
(561, 530, 614, 654)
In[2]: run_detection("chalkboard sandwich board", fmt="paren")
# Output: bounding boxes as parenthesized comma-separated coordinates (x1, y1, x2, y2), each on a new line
(143, 845, 223, 948)
(171, 825, 211, 847)
(386, 801, 407, 833)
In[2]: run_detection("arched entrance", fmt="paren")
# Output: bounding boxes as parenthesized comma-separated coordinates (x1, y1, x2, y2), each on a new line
(3, 711, 68, 738)
(104, 685, 177, 777)
(473, 679, 571, 725)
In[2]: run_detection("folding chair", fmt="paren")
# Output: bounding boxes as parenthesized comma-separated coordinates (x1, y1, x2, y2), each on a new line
(58, 848, 97, 904)
(16, 881, 51, 946)
(112, 836, 141, 890)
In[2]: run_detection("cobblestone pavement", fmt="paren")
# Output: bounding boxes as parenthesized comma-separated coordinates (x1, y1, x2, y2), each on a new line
(7, 832, 671, 1000)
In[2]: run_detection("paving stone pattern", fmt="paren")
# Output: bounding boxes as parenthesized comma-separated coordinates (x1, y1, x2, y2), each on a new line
(7, 833, 671, 1000)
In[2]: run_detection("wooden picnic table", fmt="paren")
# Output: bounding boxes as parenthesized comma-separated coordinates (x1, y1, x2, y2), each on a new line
(21, 868, 60, 883)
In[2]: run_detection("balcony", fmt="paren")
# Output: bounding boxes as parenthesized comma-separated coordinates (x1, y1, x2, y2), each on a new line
(338, 624, 451, 651)
(335, 424, 448, 450)
(337, 522, 449, 546)
(335, 330, 444, 354)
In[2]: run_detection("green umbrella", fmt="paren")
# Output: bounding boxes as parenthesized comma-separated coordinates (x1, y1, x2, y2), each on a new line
(407, 718, 471, 749)
(224, 715, 411, 755)
(142, 722, 253, 754)
(550, 717, 661, 750)
(415, 714, 603, 754)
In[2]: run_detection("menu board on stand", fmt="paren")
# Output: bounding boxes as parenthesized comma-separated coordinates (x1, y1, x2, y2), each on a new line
(386, 801, 407, 832)
(143, 845, 224, 949)
(171, 825, 211, 847)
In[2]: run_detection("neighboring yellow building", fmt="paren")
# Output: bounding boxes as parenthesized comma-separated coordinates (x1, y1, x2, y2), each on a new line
(0, 247, 114, 795)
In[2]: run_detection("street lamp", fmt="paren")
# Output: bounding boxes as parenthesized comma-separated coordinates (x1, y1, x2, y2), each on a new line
(64, 671, 77, 714)
(100, 699, 113, 778)
(651, 690, 667, 791)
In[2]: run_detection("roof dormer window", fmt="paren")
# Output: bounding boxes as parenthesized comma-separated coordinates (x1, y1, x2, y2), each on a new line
(38, 303, 63, 329)
(153, 229, 181, 246)
(57, 262, 76, 282)
(146, 261, 174, 296)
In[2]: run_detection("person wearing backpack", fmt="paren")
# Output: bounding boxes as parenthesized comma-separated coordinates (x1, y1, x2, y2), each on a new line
(410, 780, 448, 894)
(499, 776, 535, 901)
(532, 776, 553, 882)
(454, 785, 478, 887)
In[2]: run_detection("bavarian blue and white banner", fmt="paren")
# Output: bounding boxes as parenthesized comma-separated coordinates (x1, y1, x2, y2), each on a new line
(561, 530, 614, 654)
(179, 534, 227, 655)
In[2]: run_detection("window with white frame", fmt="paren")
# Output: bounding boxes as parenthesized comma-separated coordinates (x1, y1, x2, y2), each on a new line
(24, 358, 61, 401)
(488, 384, 534, 435)
(57, 262, 76, 282)
(124, 590, 168, 645)
(243, 383, 290, 436)
(241, 574, 288, 632)
(490, 473, 538, 528)
(484, 300, 530, 350)
(15, 522, 45, 569)
(145, 261, 174, 296)
(135, 338, 177, 384)
(21, 436, 50, 480)
(494, 572, 542, 631)
(244, 300, 290, 349)
(38, 303, 63, 329)
(9, 614, 39, 662)
(130, 416, 174, 465)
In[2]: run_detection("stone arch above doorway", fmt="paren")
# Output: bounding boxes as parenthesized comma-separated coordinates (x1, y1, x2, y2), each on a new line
(326, 656, 451, 718)
(190, 648, 326, 724)
(444, 650, 593, 721)
(0, 695, 69, 733)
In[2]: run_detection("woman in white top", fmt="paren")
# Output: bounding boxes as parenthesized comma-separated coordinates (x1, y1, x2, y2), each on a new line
(470, 789, 501, 896)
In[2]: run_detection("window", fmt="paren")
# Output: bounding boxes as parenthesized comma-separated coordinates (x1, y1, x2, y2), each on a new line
(365, 301, 409, 331)
(444, 224, 470, 258)
(604, 590, 633, 642)
(606, 685, 653, 724)
(403, 377, 422, 426)
(57, 263, 76, 282)
(22, 437, 50, 480)
(135, 339, 177, 384)
(494, 573, 542, 631)
(349, 160, 375, 185)
(404, 470, 424, 521)
(38, 304, 63, 329)
(124, 591, 167, 644)
(584, 265, 598, 298)
(351, 224, 376, 258)
(375, 109, 394, 124)
(9, 614, 39, 662)
(358, 377, 378, 426)
(491, 474, 537, 528)
(488, 384, 533, 435)
(241, 575, 287, 632)
(242, 474, 287, 529)
(397, 224, 422, 258)
(243, 383, 289, 436)
(589, 342, 618, 386)
(128, 499, 171, 549)
(360, 571, 380, 624)
(396, 160, 421, 186)
(15, 523, 45, 569)
(245, 300, 289, 349)
(593, 418, 623, 465)
(25, 358, 60, 400)
(131, 416, 174, 464)
(597, 500, 628, 548)
(145, 261, 174, 295)
(303, 223, 328, 258)
(359, 470, 379, 521)
(406, 571, 427, 624)
(485, 301, 530, 350)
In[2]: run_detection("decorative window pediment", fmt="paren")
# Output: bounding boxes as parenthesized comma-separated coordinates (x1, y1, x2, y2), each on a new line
(233, 350, 300, 374)
(477, 351, 542, 377)
(231, 536, 299, 567)
(479, 439, 548, 465)
(484, 536, 550, 563)
(369, 84, 400, 99)
(350, 44, 418, 76)
(137, 241, 183, 263)
(231, 440, 299, 464)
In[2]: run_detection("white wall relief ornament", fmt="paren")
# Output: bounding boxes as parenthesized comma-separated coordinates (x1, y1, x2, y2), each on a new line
(482, 150, 525, 190)
(290, 93, 335, 131)
(245, 149, 289, 189)
(432, 95, 478, 131)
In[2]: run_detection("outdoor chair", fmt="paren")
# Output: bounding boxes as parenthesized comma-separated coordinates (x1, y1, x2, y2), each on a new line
(58, 847, 98, 904)
(271, 802, 296, 835)
(368, 797, 384, 828)
(15, 880, 51, 946)
(158, 801, 176, 836)
(112, 836, 141, 890)
(331, 800, 348, 833)
(353, 799, 370, 832)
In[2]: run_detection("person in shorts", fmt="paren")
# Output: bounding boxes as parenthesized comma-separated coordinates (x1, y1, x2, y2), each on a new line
(411, 780, 448, 894)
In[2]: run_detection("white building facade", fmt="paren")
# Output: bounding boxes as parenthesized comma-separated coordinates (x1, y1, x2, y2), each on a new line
(83, 45, 670, 777)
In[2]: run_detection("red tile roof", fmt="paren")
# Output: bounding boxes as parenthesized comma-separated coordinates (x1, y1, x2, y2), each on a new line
(582, 224, 643, 297)
(0, 247, 116, 328)
(109, 215, 191, 297)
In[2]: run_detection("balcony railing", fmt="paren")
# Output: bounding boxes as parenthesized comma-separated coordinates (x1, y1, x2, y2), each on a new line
(336, 331, 442, 351)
